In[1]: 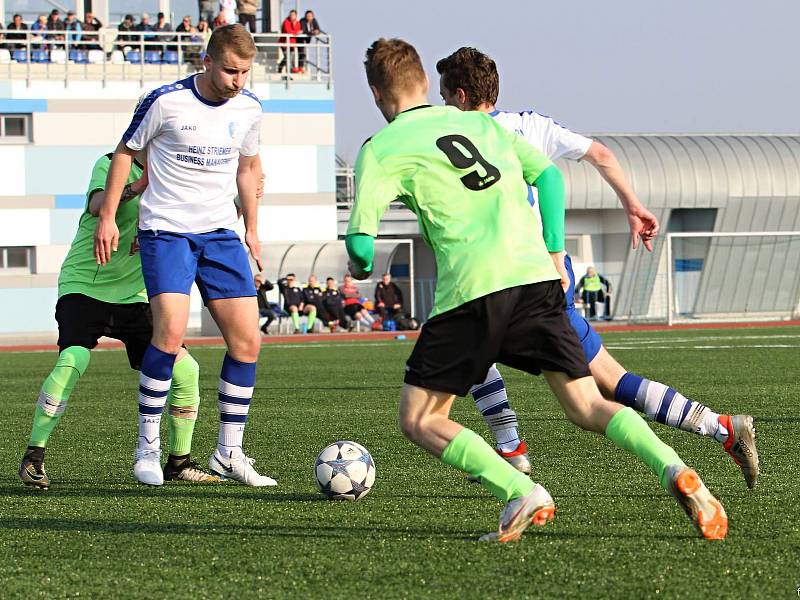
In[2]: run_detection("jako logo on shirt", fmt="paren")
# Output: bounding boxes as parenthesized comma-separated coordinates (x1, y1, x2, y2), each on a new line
(181, 124, 197, 130)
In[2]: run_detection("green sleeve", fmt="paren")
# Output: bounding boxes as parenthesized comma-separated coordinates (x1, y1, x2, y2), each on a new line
(345, 233, 375, 274)
(533, 165, 565, 252)
(85, 155, 111, 210)
(346, 141, 403, 236)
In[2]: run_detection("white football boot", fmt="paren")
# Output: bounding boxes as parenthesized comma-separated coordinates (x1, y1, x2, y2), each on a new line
(134, 449, 164, 486)
(209, 449, 277, 487)
(479, 483, 556, 542)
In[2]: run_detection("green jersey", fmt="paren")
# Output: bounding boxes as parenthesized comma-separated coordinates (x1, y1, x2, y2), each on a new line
(348, 105, 560, 318)
(58, 154, 146, 304)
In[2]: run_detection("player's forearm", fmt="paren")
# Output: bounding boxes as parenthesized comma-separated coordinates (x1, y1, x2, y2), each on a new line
(533, 165, 565, 252)
(583, 141, 641, 212)
(236, 167, 259, 232)
(100, 144, 135, 220)
(345, 233, 375, 274)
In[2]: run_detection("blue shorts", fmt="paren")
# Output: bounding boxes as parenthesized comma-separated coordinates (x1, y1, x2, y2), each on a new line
(138, 228, 256, 304)
(564, 254, 603, 362)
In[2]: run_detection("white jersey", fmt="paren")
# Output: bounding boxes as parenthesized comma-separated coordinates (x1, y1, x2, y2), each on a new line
(490, 109, 592, 162)
(123, 75, 261, 234)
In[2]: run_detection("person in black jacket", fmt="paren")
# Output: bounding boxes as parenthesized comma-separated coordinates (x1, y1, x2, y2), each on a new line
(299, 10, 321, 71)
(322, 277, 348, 332)
(278, 273, 315, 333)
(303, 275, 326, 332)
(5, 14, 29, 50)
(254, 275, 279, 334)
(375, 273, 404, 322)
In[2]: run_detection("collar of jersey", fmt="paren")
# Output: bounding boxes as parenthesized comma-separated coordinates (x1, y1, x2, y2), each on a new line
(394, 104, 433, 119)
(189, 74, 229, 107)
(489, 109, 500, 116)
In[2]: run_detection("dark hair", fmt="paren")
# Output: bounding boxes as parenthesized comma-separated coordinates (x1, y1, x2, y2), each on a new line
(364, 38, 426, 101)
(436, 47, 499, 108)
(326, 277, 334, 281)
(286, 273, 296, 278)
(206, 23, 256, 61)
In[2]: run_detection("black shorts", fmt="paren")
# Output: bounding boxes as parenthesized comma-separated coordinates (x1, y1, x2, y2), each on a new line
(55, 293, 153, 369)
(404, 281, 591, 397)
(344, 303, 364, 319)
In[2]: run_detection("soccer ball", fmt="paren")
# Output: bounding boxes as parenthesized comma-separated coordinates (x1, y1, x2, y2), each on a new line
(314, 441, 376, 501)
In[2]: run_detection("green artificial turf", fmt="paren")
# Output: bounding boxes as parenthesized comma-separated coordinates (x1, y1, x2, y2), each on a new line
(0, 326, 798, 598)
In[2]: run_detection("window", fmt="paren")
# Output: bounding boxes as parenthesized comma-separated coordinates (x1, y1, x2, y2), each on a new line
(565, 234, 592, 262)
(0, 114, 32, 142)
(0, 247, 34, 273)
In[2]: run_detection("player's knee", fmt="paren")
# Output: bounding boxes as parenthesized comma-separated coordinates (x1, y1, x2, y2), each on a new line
(57, 346, 91, 377)
(173, 353, 199, 388)
(228, 333, 261, 363)
(289, 305, 298, 314)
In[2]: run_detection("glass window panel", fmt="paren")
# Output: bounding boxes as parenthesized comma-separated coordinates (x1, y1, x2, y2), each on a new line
(6, 247, 29, 268)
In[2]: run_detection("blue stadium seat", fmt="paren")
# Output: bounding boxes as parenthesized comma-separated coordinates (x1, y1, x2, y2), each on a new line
(127, 50, 142, 64)
(69, 49, 88, 63)
(144, 51, 162, 64)
(13, 49, 28, 63)
(31, 50, 50, 63)
(163, 50, 179, 64)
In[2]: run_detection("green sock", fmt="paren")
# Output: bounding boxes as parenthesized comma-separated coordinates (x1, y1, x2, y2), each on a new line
(441, 428, 535, 502)
(306, 309, 316, 330)
(291, 312, 300, 330)
(605, 407, 685, 488)
(167, 354, 200, 456)
(29, 346, 91, 447)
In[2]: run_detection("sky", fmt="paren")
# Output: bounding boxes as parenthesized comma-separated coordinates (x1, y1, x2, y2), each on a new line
(8, 0, 800, 162)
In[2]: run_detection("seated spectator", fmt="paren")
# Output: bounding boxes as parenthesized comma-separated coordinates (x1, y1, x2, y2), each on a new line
(81, 11, 103, 50)
(196, 18, 212, 47)
(303, 275, 327, 331)
(575, 266, 612, 321)
(299, 10, 321, 72)
(323, 277, 348, 332)
(5, 14, 29, 51)
(31, 15, 48, 51)
(236, 0, 258, 33)
(375, 273, 404, 323)
(340, 274, 376, 331)
(278, 273, 316, 334)
(116, 14, 136, 52)
(153, 12, 174, 52)
(279, 9, 302, 73)
(63, 11, 82, 48)
(135, 13, 155, 51)
(255, 275, 280, 334)
(46, 9, 65, 48)
(175, 16, 203, 66)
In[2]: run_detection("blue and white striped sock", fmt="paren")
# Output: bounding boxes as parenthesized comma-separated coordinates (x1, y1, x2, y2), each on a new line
(137, 345, 177, 451)
(469, 365, 521, 453)
(615, 372, 726, 441)
(217, 354, 256, 458)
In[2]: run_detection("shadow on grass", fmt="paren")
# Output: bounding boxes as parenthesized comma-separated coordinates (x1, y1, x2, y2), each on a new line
(0, 516, 693, 542)
(0, 484, 324, 502)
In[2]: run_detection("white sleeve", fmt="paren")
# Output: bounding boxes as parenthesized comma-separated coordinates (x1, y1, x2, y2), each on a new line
(540, 115, 592, 162)
(240, 114, 261, 157)
(121, 94, 163, 151)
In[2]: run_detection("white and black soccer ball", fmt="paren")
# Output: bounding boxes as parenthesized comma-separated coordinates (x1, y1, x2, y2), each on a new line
(314, 441, 376, 501)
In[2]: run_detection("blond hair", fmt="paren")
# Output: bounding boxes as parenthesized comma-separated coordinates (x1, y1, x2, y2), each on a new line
(206, 24, 256, 60)
(364, 38, 426, 101)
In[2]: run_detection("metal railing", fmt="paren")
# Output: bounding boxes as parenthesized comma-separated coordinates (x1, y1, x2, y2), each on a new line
(0, 28, 332, 88)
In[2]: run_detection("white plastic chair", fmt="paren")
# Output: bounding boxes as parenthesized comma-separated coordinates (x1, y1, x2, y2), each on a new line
(0, 49, 11, 64)
(110, 50, 125, 64)
(50, 49, 67, 64)
(88, 49, 105, 64)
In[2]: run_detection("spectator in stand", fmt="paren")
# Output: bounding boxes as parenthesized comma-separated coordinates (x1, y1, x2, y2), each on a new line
(198, 0, 216, 28)
(575, 266, 612, 321)
(213, 13, 228, 28)
(116, 14, 136, 52)
(153, 12, 174, 52)
(196, 18, 212, 47)
(135, 13, 155, 51)
(323, 277, 348, 332)
(375, 273, 404, 323)
(279, 9, 302, 73)
(175, 15, 202, 65)
(236, 0, 258, 33)
(254, 275, 279, 334)
(46, 9, 65, 48)
(279, 273, 316, 334)
(5, 14, 29, 51)
(220, 0, 237, 26)
(31, 15, 48, 51)
(81, 11, 102, 50)
(63, 11, 82, 49)
(299, 10, 320, 72)
(340, 274, 376, 331)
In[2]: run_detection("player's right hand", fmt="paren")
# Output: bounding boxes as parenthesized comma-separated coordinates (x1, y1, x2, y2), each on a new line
(94, 217, 119, 265)
(549, 251, 570, 293)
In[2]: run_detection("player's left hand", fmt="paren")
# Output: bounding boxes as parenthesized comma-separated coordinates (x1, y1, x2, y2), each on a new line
(627, 204, 660, 252)
(245, 229, 263, 272)
(348, 260, 371, 281)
